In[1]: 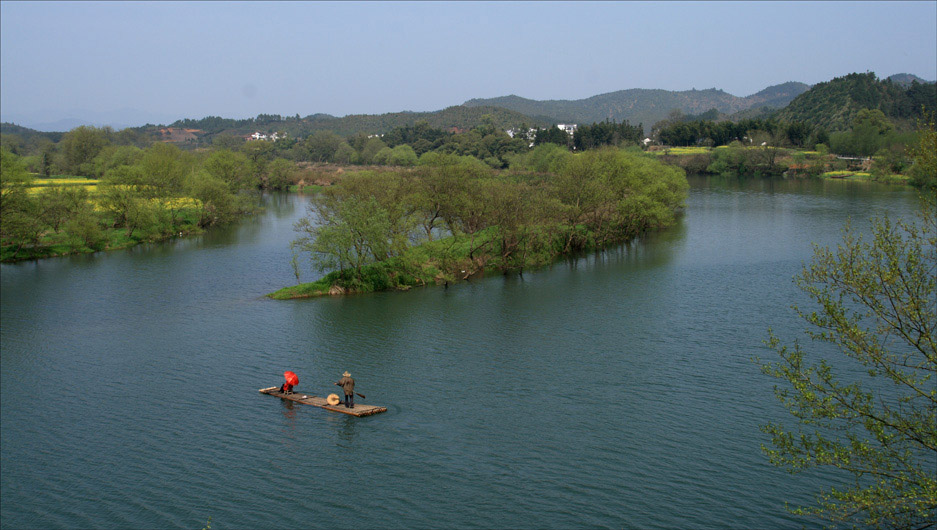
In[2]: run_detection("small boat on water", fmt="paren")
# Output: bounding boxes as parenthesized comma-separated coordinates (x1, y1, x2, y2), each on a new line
(259, 387, 388, 417)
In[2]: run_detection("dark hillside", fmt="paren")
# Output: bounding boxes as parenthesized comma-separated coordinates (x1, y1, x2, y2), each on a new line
(1, 122, 66, 144)
(153, 106, 547, 141)
(744, 82, 811, 108)
(777, 72, 936, 131)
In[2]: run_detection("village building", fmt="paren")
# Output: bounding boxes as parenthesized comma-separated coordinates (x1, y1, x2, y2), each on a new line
(248, 131, 282, 141)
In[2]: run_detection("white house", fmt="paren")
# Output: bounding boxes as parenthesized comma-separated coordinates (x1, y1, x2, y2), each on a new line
(506, 127, 537, 140)
(557, 124, 578, 136)
(249, 131, 284, 142)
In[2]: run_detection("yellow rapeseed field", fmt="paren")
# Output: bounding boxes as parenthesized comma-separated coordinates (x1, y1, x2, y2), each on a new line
(22, 181, 202, 209)
(29, 178, 100, 186)
(649, 146, 712, 156)
(27, 185, 99, 195)
(26, 178, 100, 194)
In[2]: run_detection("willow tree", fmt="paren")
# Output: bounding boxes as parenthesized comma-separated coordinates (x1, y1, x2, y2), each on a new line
(761, 193, 936, 528)
(293, 193, 393, 280)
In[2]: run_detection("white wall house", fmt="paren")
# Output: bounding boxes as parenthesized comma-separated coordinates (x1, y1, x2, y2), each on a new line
(506, 127, 537, 139)
(249, 131, 284, 141)
(557, 124, 578, 135)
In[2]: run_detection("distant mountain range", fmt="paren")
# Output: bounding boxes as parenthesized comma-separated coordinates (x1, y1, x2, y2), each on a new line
(0, 108, 179, 133)
(464, 82, 812, 133)
(2, 73, 933, 138)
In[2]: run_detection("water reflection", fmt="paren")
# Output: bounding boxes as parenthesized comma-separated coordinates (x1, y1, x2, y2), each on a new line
(279, 399, 297, 431)
(325, 414, 358, 445)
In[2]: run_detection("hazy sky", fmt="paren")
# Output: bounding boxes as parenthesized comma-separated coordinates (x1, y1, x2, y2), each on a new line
(2, 1, 936, 125)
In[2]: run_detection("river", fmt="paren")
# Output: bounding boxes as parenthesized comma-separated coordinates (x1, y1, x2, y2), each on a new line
(0, 175, 923, 529)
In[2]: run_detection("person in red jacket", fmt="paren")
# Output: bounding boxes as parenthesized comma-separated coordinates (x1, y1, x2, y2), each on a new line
(280, 371, 298, 395)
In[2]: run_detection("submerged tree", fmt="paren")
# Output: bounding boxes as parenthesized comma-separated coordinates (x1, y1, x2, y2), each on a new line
(760, 193, 936, 528)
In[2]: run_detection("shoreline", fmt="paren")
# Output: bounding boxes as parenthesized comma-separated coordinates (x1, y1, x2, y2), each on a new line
(267, 222, 677, 300)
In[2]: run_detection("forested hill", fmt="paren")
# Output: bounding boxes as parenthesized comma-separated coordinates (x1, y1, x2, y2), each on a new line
(463, 82, 810, 133)
(0, 122, 65, 143)
(776, 72, 936, 132)
(165, 105, 550, 138)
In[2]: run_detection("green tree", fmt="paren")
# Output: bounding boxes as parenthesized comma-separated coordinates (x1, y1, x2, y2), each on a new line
(293, 194, 393, 279)
(372, 146, 394, 166)
(386, 144, 418, 166)
(851, 109, 894, 158)
(239, 140, 274, 185)
(59, 125, 111, 176)
(187, 171, 241, 227)
(414, 158, 488, 241)
(203, 149, 250, 192)
(554, 148, 688, 249)
(343, 171, 418, 252)
(0, 147, 31, 186)
(1, 148, 45, 258)
(99, 184, 159, 239)
(760, 197, 936, 528)
(907, 115, 936, 191)
(302, 131, 344, 163)
(139, 143, 191, 229)
(516, 143, 572, 173)
(333, 142, 357, 165)
(63, 206, 106, 251)
(38, 185, 88, 232)
(357, 137, 388, 165)
(265, 158, 297, 190)
(92, 145, 144, 177)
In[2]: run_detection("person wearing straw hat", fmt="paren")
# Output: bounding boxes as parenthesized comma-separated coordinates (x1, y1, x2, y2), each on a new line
(334, 371, 356, 408)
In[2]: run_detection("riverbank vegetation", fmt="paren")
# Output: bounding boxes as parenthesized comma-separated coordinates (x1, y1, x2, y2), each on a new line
(651, 108, 931, 185)
(269, 146, 688, 299)
(3, 71, 932, 263)
(0, 144, 270, 261)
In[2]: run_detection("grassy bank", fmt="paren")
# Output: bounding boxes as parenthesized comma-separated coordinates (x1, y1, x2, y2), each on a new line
(820, 170, 909, 183)
(649, 145, 914, 184)
(1, 209, 206, 262)
(268, 226, 564, 300)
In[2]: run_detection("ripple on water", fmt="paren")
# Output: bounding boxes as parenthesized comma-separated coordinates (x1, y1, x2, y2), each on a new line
(2, 186, 923, 529)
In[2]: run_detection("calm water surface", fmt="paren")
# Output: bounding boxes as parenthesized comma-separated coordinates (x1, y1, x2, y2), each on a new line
(0, 176, 922, 529)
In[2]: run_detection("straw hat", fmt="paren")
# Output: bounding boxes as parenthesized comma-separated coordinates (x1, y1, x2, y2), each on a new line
(343, 371, 351, 377)
(326, 394, 340, 405)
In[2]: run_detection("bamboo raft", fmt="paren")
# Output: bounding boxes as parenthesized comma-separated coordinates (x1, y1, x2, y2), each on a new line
(259, 387, 387, 417)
